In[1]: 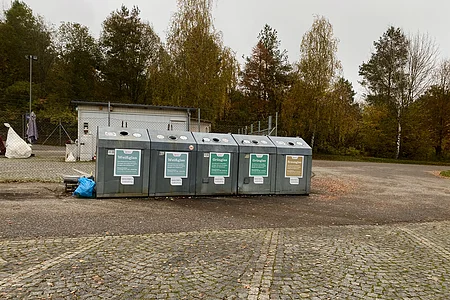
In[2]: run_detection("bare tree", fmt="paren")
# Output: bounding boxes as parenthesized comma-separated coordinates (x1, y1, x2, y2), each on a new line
(394, 32, 439, 159)
(406, 32, 439, 103)
(433, 59, 450, 88)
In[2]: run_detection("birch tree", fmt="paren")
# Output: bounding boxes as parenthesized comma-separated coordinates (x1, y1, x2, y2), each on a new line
(167, 0, 238, 123)
(290, 16, 340, 149)
(359, 26, 408, 159)
(360, 27, 438, 158)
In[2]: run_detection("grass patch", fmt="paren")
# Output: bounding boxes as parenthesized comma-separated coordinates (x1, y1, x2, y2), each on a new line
(313, 154, 450, 166)
(440, 170, 450, 177)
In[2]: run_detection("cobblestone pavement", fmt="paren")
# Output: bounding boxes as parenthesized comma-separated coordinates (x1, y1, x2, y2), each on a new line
(1, 221, 450, 299)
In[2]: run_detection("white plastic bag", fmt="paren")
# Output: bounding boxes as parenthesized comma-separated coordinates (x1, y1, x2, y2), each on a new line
(4, 123, 32, 159)
(66, 151, 76, 162)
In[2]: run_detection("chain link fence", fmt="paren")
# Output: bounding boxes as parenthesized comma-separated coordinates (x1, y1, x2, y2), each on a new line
(0, 109, 279, 183)
(0, 113, 94, 182)
(214, 114, 278, 136)
(0, 108, 197, 183)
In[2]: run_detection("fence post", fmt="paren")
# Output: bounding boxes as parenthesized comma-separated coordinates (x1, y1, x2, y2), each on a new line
(268, 116, 272, 136)
(107, 101, 111, 127)
(187, 109, 191, 131)
(275, 112, 278, 136)
(198, 108, 201, 132)
(258, 121, 261, 133)
(250, 124, 253, 134)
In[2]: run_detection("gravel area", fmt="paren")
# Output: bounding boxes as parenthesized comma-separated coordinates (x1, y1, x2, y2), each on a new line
(0, 160, 449, 238)
(0, 145, 94, 182)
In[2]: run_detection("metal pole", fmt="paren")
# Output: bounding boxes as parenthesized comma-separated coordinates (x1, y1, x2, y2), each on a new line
(107, 101, 111, 127)
(268, 116, 272, 136)
(59, 119, 62, 146)
(198, 108, 201, 132)
(275, 112, 278, 136)
(22, 114, 25, 138)
(258, 121, 261, 133)
(250, 124, 253, 134)
(29, 55, 32, 117)
(187, 110, 191, 131)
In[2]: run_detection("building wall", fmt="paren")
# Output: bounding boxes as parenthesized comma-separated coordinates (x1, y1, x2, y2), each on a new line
(189, 121, 211, 133)
(76, 105, 190, 160)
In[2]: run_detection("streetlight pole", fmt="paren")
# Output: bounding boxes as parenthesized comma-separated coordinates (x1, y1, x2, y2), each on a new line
(27, 55, 37, 117)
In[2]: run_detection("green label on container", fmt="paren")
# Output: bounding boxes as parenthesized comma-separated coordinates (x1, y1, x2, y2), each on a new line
(165, 152, 189, 178)
(114, 149, 141, 177)
(249, 153, 269, 177)
(209, 153, 231, 177)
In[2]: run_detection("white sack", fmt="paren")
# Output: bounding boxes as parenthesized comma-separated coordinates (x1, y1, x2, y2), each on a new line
(4, 123, 32, 159)
(65, 151, 76, 162)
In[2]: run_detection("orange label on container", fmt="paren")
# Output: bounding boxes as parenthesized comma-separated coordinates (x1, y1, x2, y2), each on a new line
(285, 155, 304, 178)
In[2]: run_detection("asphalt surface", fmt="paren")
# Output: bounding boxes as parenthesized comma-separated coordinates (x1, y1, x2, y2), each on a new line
(1, 160, 450, 299)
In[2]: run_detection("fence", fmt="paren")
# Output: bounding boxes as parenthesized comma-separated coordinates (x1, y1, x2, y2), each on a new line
(236, 113, 278, 136)
(0, 109, 199, 183)
(0, 115, 78, 147)
(0, 110, 281, 183)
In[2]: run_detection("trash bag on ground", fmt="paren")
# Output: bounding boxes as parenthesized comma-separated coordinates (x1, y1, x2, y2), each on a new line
(4, 123, 32, 159)
(73, 177, 96, 198)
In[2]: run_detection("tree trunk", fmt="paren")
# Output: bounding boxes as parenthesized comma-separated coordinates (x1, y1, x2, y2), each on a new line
(395, 110, 402, 159)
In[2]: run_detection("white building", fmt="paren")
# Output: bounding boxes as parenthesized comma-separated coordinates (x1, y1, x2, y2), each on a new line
(73, 101, 199, 161)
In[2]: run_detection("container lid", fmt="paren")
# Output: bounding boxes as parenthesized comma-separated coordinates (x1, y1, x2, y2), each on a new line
(192, 132, 238, 146)
(148, 130, 196, 144)
(231, 134, 276, 148)
(98, 127, 150, 142)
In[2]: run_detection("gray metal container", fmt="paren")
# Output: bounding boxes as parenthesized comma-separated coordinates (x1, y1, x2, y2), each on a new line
(96, 127, 151, 198)
(268, 136, 312, 195)
(148, 130, 197, 196)
(192, 132, 238, 196)
(232, 134, 276, 195)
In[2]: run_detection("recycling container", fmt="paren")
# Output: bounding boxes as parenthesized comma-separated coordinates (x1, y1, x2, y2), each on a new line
(192, 132, 238, 196)
(232, 134, 276, 195)
(96, 127, 150, 198)
(148, 130, 197, 196)
(268, 136, 312, 195)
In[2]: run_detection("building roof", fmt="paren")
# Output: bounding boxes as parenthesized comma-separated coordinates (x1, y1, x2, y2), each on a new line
(72, 101, 197, 112)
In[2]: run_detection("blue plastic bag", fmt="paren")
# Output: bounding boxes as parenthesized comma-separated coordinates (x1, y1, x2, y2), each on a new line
(73, 177, 96, 198)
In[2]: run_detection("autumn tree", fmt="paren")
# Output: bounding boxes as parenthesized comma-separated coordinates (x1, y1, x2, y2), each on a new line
(324, 78, 361, 150)
(42, 22, 101, 122)
(0, 0, 54, 120)
(100, 5, 161, 104)
(283, 16, 341, 149)
(418, 60, 450, 158)
(359, 27, 409, 158)
(241, 24, 292, 120)
(166, 0, 238, 123)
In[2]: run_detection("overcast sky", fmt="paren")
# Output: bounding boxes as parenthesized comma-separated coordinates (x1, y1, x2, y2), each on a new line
(4, 0, 450, 100)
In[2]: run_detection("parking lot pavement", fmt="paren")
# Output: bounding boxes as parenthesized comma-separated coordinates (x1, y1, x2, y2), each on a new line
(1, 221, 450, 299)
(1, 160, 450, 298)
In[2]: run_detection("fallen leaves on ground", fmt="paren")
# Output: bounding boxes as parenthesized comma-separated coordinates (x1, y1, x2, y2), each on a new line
(311, 176, 359, 200)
